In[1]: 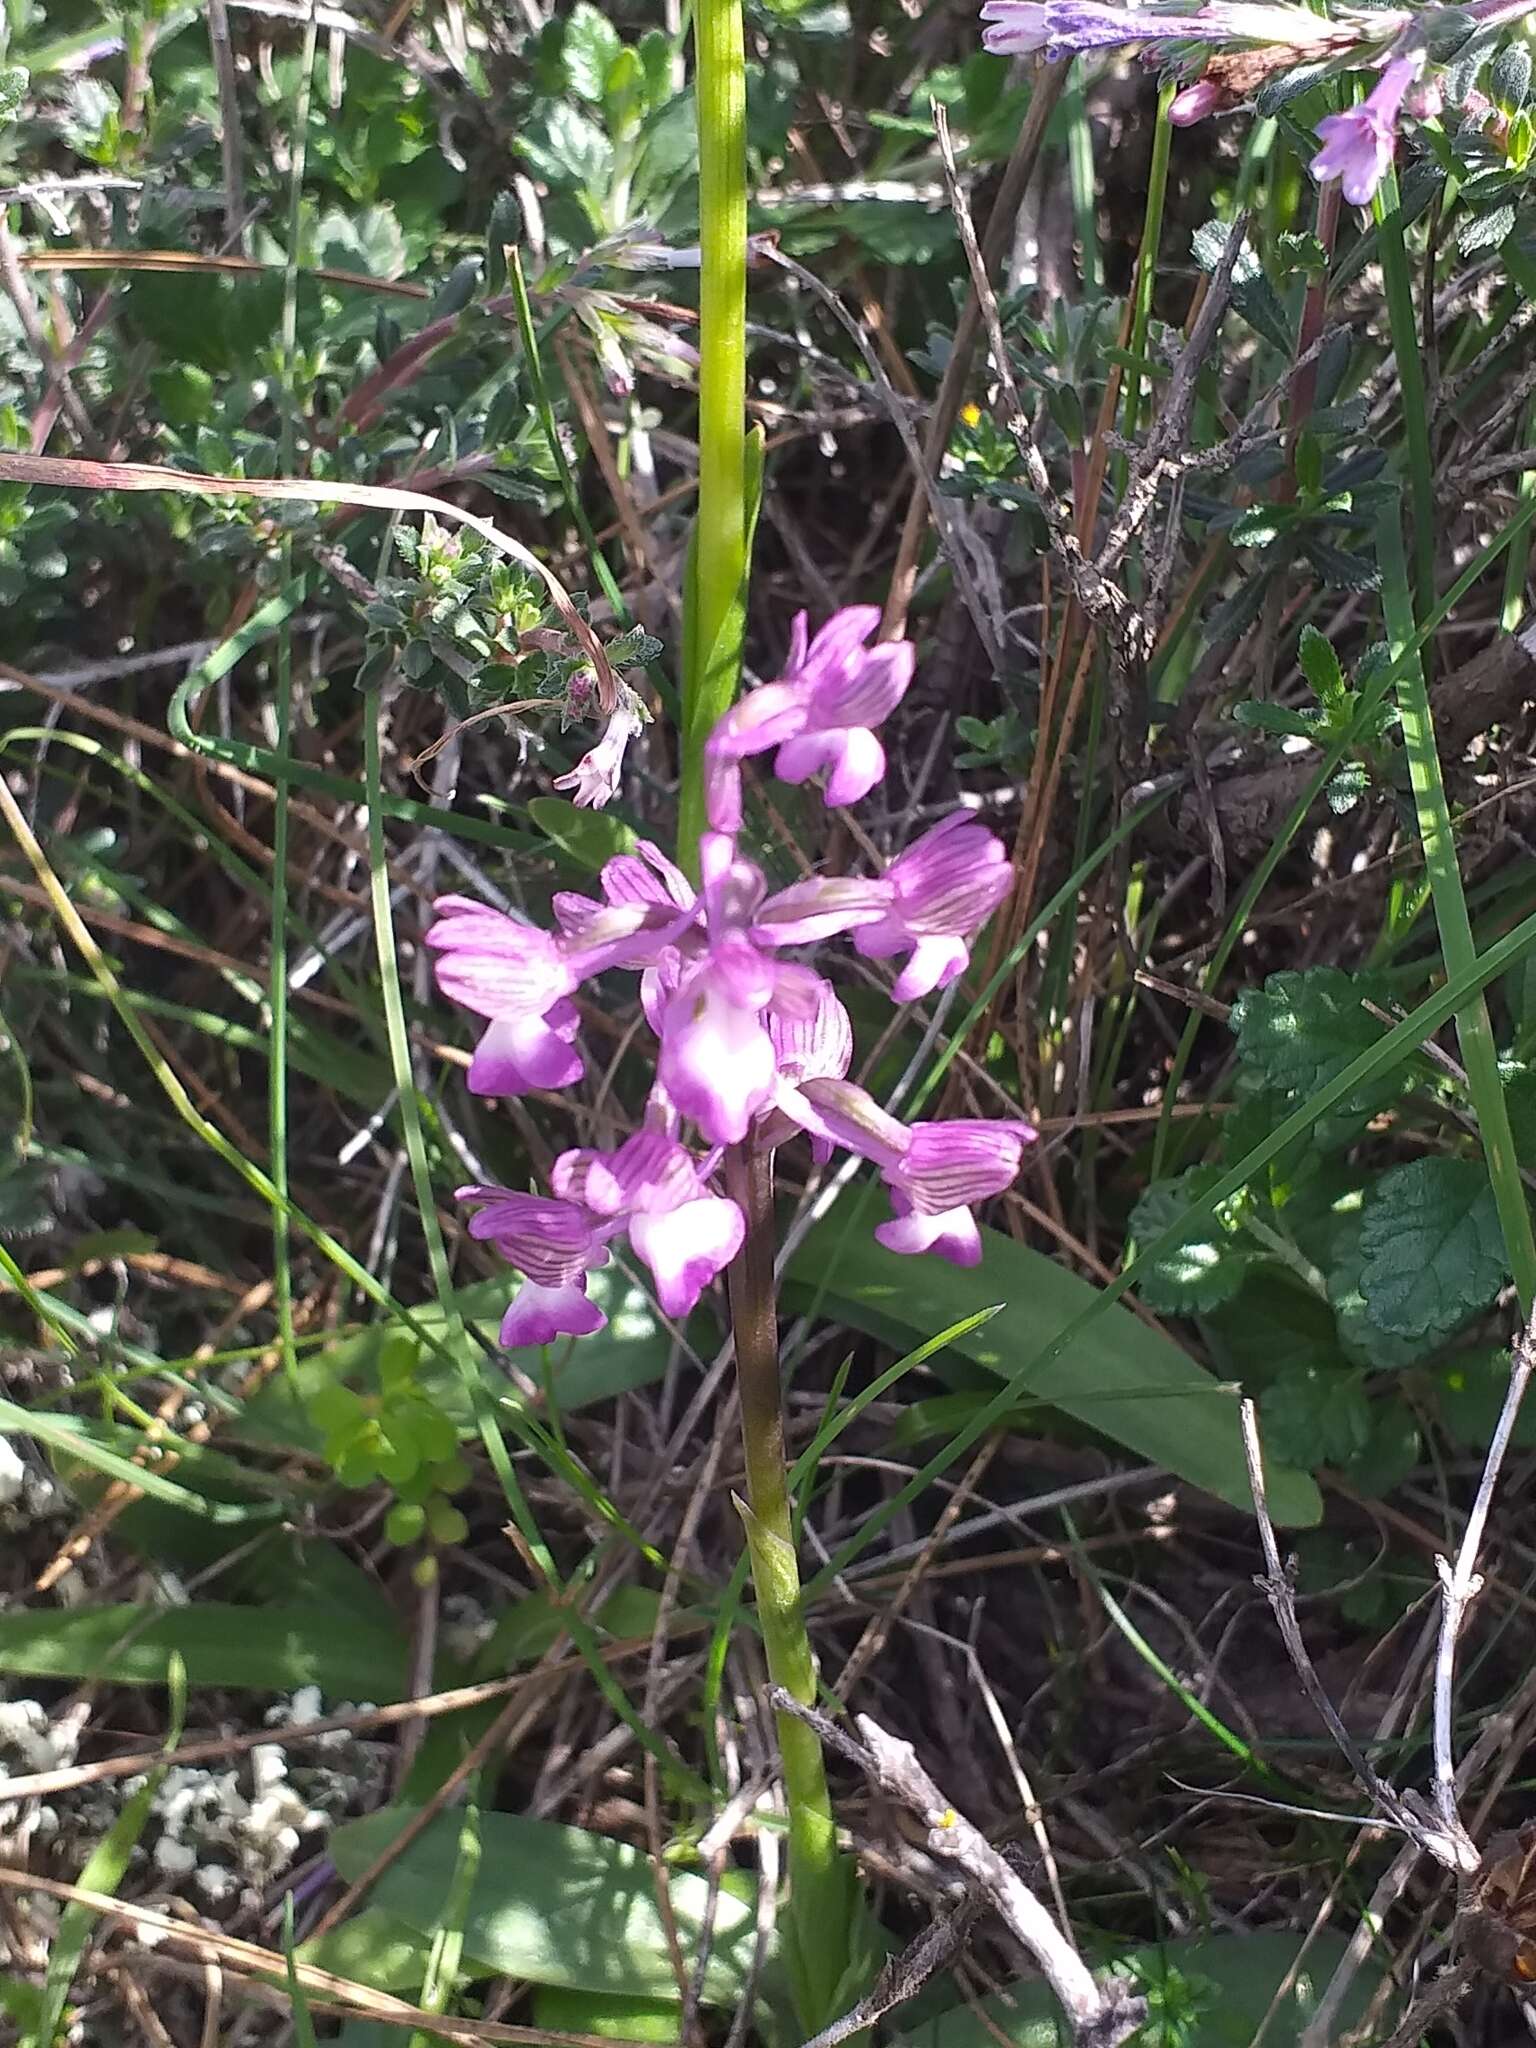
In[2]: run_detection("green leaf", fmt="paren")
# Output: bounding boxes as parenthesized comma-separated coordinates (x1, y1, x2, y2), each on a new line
(561, 1, 623, 102)
(1126, 1169, 1255, 1313)
(0, 1398, 287, 1524)
(0, 68, 28, 123)
(485, 190, 521, 294)
(1228, 505, 1288, 548)
(1296, 623, 1347, 710)
(788, 1203, 1320, 1523)
(1190, 218, 1295, 355)
(1345, 1401, 1421, 1497)
(317, 1809, 767, 2008)
(1230, 967, 1413, 1140)
(533, 1989, 683, 2043)
(0, 1602, 407, 1695)
(1231, 701, 1318, 739)
(893, 1928, 1383, 2048)
(281, 1909, 430, 1995)
(1458, 200, 1516, 256)
(317, 203, 408, 281)
(1358, 1157, 1509, 1344)
(0, 1163, 54, 1236)
(1202, 1269, 1346, 1387)
(527, 794, 638, 870)
(1261, 1362, 1371, 1467)
(1435, 1346, 1536, 1452)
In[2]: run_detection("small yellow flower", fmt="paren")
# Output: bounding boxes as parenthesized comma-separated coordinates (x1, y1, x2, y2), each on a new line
(960, 403, 982, 428)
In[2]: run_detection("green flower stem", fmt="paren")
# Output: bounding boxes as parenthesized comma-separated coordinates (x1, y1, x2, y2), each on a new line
(1375, 169, 1536, 1315)
(1374, 169, 1437, 616)
(269, 0, 319, 1384)
(724, 1139, 844, 2029)
(1375, 508, 1536, 1315)
(1119, 80, 1175, 460)
(678, 0, 747, 871)
(1500, 387, 1536, 632)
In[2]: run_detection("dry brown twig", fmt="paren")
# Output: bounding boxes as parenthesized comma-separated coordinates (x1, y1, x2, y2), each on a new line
(759, 243, 1003, 670)
(880, 59, 1069, 642)
(769, 1690, 1146, 2048)
(1241, 1308, 1536, 2037)
(930, 103, 1133, 655)
(1239, 1394, 1480, 1874)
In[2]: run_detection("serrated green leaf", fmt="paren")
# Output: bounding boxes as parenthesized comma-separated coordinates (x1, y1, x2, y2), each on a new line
(1301, 537, 1381, 591)
(1230, 968, 1413, 1139)
(1326, 759, 1370, 814)
(1296, 624, 1347, 710)
(1458, 200, 1516, 256)
(1189, 217, 1295, 354)
(1228, 506, 1288, 548)
(1492, 41, 1532, 110)
(1127, 1169, 1254, 1313)
(1261, 1363, 1371, 1467)
(1357, 1157, 1509, 1344)
(561, 0, 624, 103)
(1232, 701, 1320, 739)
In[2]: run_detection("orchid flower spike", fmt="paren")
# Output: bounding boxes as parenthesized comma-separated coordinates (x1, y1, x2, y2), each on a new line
(433, 605, 1037, 1349)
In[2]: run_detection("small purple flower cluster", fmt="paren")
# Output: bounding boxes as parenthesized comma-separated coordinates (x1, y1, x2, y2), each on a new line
(429, 608, 1032, 1349)
(977, 0, 1462, 207)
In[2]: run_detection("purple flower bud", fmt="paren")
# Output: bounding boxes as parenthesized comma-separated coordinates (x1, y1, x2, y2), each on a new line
(1168, 76, 1227, 123)
(1309, 53, 1420, 206)
(853, 812, 1012, 1001)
